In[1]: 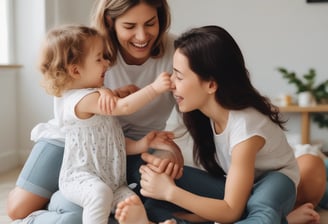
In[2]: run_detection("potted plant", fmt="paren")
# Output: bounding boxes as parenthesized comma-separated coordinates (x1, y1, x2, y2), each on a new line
(277, 67, 328, 128)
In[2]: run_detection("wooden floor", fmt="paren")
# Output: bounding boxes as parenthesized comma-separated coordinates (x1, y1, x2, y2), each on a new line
(0, 167, 20, 224)
(1, 167, 328, 224)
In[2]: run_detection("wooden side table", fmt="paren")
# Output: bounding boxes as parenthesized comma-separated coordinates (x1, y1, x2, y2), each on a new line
(279, 104, 328, 144)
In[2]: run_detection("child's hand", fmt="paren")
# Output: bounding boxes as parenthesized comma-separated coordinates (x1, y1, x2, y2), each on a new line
(145, 131, 175, 149)
(150, 72, 172, 94)
(138, 131, 174, 153)
(98, 87, 118, 114)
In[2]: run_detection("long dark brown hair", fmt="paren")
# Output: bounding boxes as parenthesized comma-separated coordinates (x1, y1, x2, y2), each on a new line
(174, 26, 286, 177)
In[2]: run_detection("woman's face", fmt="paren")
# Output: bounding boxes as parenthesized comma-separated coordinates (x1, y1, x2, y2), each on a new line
(114, 2, 160, 65)
(171, 49, 213, 113)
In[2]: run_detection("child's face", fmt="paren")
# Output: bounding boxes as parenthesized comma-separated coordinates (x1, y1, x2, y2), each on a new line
(171, 49, 213, 113)
(114, 2, 160, 65)
(78, 37, 109, 88)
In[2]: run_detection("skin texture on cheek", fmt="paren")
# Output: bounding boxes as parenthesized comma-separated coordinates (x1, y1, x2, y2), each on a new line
(113, 3, 159, 65)
(173, 50, 210, 113)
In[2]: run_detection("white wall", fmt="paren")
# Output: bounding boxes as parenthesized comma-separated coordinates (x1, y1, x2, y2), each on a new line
(2, 0, 327, 171)
(167, 0, 328, 149)
(0, 68, 18, 172)
(14, 0, 49, 166)
(168, 0, 328, 97)
(13, 0, 94, 165)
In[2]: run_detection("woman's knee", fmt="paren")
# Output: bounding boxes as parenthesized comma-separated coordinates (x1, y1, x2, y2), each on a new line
(58, 212, 83, 224)
(296, 154, 326, 206)
(48, 190, 83, 214)
(248, 172, 296, 215)
(6, 187, 49, 220)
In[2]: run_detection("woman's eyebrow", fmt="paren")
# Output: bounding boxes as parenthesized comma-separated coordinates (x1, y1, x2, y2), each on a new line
(173, 68, 182, 74)
(145, 16, 157, 23)
(122, 16, 157, 25)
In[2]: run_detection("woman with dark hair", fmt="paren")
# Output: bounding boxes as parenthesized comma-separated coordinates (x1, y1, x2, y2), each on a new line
(8, 0, 325, 222)
(136, 25, 300, 223)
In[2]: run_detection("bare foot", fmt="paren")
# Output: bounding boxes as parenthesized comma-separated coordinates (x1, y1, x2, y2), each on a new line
(115, 195, 176, 224)
(115, 195, 149, 224)
(287, 203, 320, 224)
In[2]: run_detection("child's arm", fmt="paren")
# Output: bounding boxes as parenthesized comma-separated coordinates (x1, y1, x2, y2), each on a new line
(75, 72, 171, 119)
(109, 72, 171, 115)
(97, 84, 141, 114)
(125, 131, 175, 155)
(113, 84, 139, 98)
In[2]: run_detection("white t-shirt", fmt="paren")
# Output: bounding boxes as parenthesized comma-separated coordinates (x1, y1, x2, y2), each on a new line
(31, 96, 66, 143)
(105, 33, 177, 140)
(211, 107, 300, 187)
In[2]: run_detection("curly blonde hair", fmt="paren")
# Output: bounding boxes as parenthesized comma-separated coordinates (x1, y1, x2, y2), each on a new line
(90, 0, 171, 65)
(38, 25, 103, 97)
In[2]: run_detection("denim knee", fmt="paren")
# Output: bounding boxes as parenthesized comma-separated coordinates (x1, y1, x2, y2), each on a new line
(46, 190, 83, 223)
(237, 172, 296, 224)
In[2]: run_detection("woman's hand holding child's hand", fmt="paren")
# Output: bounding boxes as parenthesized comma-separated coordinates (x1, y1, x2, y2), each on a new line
(140, 130, 184, 180)
(139, 164, 175, 201)
(142, 152, 183, 179)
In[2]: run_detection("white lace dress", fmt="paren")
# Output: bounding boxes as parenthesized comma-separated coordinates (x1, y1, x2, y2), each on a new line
(58, 89, 134, 223)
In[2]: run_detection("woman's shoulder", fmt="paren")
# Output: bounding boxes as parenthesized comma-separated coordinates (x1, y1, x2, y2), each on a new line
(231, 107, 258, 118)
(230, 108, 267, 127)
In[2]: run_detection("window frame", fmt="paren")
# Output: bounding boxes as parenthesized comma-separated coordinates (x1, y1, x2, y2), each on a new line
(0, 0, 14, 65)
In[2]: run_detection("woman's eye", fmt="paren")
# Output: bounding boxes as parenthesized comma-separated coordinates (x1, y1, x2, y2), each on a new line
(172, 71, 182, 80)
(145, 22, 155, 27)
(176, 75, 182, 81)
(124, 25, 134, 30)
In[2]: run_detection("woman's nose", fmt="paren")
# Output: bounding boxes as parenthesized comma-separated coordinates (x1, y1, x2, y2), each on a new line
(135, 27, 146, 40)
(170, 75, 176, 89)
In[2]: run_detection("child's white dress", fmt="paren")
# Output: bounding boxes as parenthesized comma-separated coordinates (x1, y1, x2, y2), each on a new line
(58, 88, 135, 224)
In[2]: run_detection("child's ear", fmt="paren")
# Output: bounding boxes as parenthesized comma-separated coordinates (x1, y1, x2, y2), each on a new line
(68, 64, 80, 79)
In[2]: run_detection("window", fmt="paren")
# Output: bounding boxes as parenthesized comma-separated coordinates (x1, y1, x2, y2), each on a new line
(0, 0, 12, 64)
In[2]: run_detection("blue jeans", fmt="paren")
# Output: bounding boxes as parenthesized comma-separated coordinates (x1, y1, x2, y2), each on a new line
(16, 139, 64, 199)
(19, 191, 83, 224)
(20, 153, 296, 224)
(319, 158, 328, 209)
(236, 171, 296, 224)
(140, 167, 295, 224)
